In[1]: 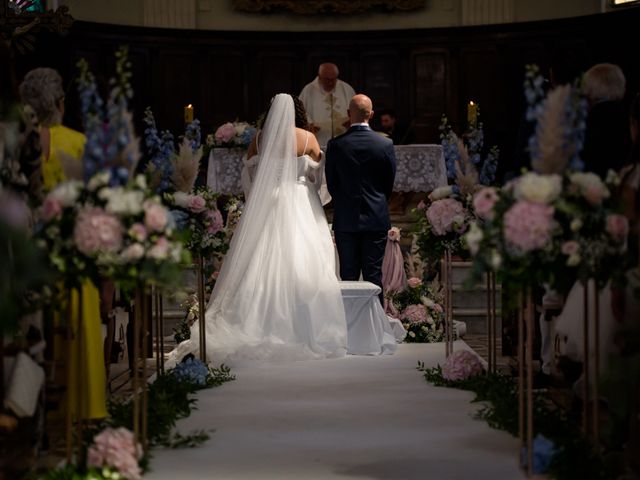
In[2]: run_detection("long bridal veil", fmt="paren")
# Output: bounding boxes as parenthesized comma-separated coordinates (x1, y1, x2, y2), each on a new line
(170, 93, 345, 366)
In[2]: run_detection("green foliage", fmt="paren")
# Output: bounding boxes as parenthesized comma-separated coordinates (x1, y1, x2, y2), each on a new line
(418, 363, 611, 479)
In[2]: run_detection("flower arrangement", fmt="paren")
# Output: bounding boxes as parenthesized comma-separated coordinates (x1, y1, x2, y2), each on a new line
(441, 349, 485, 381)
(413, 115, 499, 273)
(465, 66, 627, 298)
(206, 121, 256, 150)
(36, 173, 190, 291)
(87, 427, 143, 480)
(389, 278, 447, 343)
(171, 356, 210, 387)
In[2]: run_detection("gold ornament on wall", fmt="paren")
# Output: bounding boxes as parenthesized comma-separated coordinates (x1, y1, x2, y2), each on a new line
(232, 0, 427, 15)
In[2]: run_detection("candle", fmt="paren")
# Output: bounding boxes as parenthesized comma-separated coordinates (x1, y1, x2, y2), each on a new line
(184, 104, 194, 123)
(467, 101, 478, 125)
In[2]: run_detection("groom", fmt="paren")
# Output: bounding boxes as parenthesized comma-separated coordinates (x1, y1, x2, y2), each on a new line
(326, 94, 397, 303)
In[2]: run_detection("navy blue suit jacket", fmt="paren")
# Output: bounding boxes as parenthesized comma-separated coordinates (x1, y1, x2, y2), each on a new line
(325, 125, 397, 232)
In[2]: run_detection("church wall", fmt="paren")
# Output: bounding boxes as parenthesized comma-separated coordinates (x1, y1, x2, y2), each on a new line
(60, 0, 602, 31)
(16, 6, 639, 180)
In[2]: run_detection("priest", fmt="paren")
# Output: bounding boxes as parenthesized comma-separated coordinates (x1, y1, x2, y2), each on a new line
(299, 63, 355, 147)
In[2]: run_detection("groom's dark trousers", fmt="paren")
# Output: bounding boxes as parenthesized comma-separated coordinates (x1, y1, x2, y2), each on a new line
(325, 125, 397, 304)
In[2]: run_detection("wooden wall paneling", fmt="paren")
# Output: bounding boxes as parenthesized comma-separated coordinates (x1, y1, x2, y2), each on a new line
(410, 48, 450, 143)
(359, 50, 400, 130)
(254, 52, 297, 121)
(204, 51, 248, 130)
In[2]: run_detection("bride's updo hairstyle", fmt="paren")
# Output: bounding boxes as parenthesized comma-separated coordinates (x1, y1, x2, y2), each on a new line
(292, 95, 311, 131)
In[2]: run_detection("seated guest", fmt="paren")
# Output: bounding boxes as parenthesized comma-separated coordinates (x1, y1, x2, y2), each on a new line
(377, 108, 414, 145)
(581, 63, 631, 178)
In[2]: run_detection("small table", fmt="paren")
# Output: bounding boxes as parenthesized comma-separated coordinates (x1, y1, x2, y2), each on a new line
(340, 281, 405, 355)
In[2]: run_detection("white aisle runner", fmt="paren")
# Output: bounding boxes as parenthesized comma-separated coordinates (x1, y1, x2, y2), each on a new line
(146, 342, 523, 480)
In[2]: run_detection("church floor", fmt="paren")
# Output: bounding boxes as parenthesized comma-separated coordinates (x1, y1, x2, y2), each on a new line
(145, 342, 524, 480)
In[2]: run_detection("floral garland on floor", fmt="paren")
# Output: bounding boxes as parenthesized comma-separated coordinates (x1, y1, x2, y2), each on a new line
(413, 114, 499, 275)
(388, 277, 447, 342)
(39, 358, 235, 480)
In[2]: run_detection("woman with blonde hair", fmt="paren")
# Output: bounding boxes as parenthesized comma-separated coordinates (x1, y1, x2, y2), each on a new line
(20, 67, 107, 420)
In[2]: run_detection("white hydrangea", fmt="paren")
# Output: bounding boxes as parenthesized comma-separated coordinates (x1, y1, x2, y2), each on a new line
(49, 180, 82, 207)
(514, 172, 562, 204)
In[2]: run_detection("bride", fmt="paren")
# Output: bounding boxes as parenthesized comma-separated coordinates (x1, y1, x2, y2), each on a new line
(172, 93, 347, 365)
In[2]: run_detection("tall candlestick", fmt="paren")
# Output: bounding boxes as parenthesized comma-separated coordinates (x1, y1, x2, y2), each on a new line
(467, 101, 478, 125)
(184, 104, 194, 124)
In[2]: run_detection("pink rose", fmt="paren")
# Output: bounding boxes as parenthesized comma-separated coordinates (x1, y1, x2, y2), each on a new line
(426, 198, 466, 236)
(121, 243, 145, 262)
(503, 201, 554, 253)
(442, 350, 484, 381)
(401, 304, 428, 324)
(212, 271, 220, 280)
(584, 184, 606, 206)
(148, 237, 170, 260)
(473, 187, 499, 220)
(434, 303, 444, 314)
(606, 214, 629, 243)
(561, 240, 580, 256)
(416, 200, 427, 211)
(87, 427, 142, 480)
(188, 195, 207, 213)
(215, 122, 236, 143)
(74, 207, 123, 256)
(388, 227, 401, 241)
(407, 277, 422, 288)
(129, 223, 147, 242)
(206, 209, 224, 234)
(144, 203, 168, 232)
(41, 195, 62, 222)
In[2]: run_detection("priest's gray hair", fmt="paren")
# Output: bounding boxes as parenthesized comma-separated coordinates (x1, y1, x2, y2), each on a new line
(583, 63, 626, 103)
(19, 67, 64, 126)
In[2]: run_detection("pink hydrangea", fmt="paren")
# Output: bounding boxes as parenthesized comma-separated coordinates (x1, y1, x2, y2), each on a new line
(407, 277, 422, 288)
(188, 195, 207, 213)
(74, 207, 123, 256)
(402, 304, 428, 324)
(416, 200, 427, 210)
(442, 350, 484, 381)
(606, 214, 629, 243)
(41, 195, 62, 222)
(426, 198, 466, 236)
(388, 227, 401, 241)
(215, 122, 236, 143)
(503, 201, 554, 253)
(129, 223, 148, 242)
(144, 202, 168, 232)
(206, 209, 224, 234)
(87, 427, 142, 480)
(473, 187, 499, 220)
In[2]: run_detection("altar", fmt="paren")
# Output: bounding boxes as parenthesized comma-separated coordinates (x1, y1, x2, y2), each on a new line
(206, 145, 447, 195)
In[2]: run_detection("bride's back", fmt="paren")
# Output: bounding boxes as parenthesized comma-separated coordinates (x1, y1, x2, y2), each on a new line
(248, 127, 321, 161)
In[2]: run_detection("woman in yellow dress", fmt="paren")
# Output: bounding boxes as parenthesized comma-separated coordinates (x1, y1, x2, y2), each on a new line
(20, 68, 107, 420)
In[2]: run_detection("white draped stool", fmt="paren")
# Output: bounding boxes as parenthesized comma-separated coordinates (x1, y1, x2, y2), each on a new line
(340, 281, 405, 355)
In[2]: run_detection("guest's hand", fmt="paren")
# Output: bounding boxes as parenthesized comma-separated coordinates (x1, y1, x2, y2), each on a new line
(310, 123, 321, 134)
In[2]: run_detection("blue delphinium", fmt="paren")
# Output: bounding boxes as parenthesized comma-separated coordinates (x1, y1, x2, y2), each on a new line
(524, 64, 546, 122)
(439, 116, 460, 180)
(185, 119, 202, 152)
(172, 357, 209, 387)
(77, 47, 136, 186)
(479, 146, 499, 186)
(564, 81, 588, 172)
(520, 434, 559, 475)
(239, 126, 257, 148)
(144, 107, 175, 193)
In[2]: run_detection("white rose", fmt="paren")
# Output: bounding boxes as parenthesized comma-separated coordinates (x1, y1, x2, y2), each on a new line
(135, 174, 147, 190)
(408, 331, 416, 338)
(173, 191, 192, 209)
(465, 222, 483, 255)
(605, 169, 621, 187)
(569, 172, 610, 205)
(420, 296, 436, 309)
(121, 243, 145, 262)
(567, 253, 581, 267)
(50, 181, 82, 207)
(490, 250, 502, 269)
(514, 172, 562, 204)
(428, 186, 453, 201)
(570, 218, 583, 232)
(87, 171, 111, 191)
(106, 189, 144, 215)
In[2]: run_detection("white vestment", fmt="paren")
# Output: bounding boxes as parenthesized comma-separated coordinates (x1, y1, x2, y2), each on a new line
(299, 78, 355, 147)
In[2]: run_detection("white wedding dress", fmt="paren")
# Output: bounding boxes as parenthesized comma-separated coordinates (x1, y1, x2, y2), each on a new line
(170, 94, 347, 366)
